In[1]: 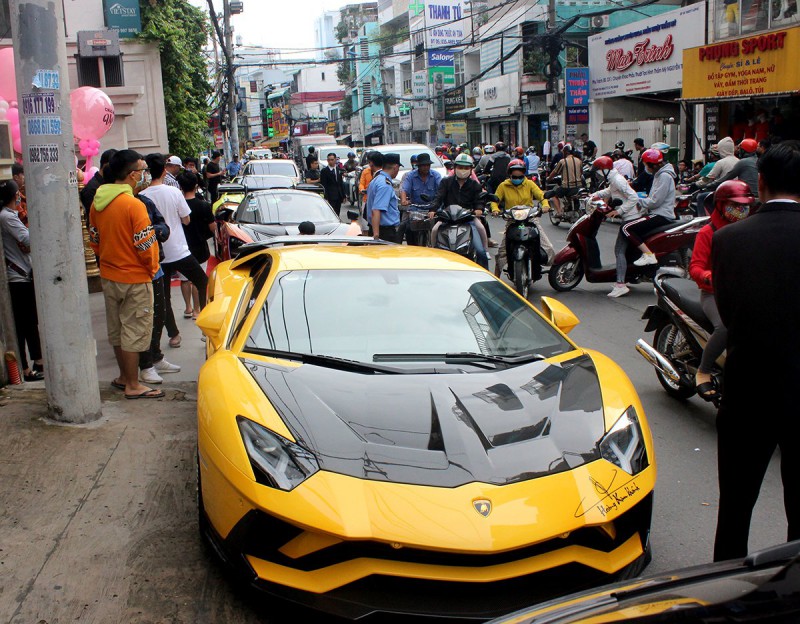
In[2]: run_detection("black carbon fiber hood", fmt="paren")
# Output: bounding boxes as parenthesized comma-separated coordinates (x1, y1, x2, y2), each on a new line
(242, 222, 350, 241)
(243, 354, 605, 487)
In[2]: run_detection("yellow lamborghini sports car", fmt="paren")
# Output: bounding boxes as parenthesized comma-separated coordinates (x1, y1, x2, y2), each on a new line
(196, 238, 657, 620)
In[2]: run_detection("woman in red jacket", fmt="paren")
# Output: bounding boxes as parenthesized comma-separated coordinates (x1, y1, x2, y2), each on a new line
(689, 180, 755, 400)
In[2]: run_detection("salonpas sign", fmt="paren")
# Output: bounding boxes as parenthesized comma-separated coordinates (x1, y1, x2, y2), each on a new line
(588, 2, 705, 99)
(104, 0, 142, 38)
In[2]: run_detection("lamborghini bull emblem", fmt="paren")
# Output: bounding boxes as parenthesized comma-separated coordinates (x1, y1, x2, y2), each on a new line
(473, 499, 492, 517)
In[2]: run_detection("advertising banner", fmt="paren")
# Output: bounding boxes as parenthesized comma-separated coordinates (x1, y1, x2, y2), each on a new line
(565, 68, 590, 107)
(103, 0, 142, 38)
(424, 0, 466, 48)
(444, 86, 466, 115)
(588, 2, 705, 99)
(445, 121, 467, 135)
(412, 70, 428, 109)
(566, 107, 589, 124)
(682, 27, 800, 100)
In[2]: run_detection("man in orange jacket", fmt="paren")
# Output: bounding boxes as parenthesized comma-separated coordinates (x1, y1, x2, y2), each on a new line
(89, 149, 164, 400)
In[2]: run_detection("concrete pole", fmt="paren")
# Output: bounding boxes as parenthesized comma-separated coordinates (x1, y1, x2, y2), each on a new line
(224, 0, 240, 158)
(10, 0, 102, 422)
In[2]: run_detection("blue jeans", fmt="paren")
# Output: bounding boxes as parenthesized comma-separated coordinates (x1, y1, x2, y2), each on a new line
(471, 221, 489, 269)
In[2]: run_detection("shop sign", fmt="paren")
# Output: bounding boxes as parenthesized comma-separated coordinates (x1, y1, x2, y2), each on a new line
(705, 103, 719, 147)
(428, 51, 455, 67)
(445, 121, 467, 135)
(425, 0, 466, 48)
(412, 71, 428, 109)
(682, 28, 799, 99)
(477, 73, 520, 118)
(444, 86, 466, 115)
(428, 66, 455, 85)
(103, 0, 142, 39)
(566, 107, 589, 124)
(565, 68, 590, 107)
(588, 3, 705, 99)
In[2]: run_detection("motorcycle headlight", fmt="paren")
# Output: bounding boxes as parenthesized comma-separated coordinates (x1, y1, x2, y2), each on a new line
(237, 417, 319, 490)
(598, 407, 648, 475)
(511, 207, 531, 221)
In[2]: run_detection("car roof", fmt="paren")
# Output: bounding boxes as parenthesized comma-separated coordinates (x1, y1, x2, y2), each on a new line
(246, 188, 320, 197)
(241, 243, 486, 273)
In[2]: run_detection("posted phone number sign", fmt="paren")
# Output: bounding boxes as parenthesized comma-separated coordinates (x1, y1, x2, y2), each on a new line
(28, 144, 60, 163)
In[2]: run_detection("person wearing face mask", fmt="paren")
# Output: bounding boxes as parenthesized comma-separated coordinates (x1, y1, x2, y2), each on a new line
(688, 180, 753, 403)
(429, 153, 489, 269)
(89, 149, 164, 399)
(621, 148, 677, 267)
(490, 159, 554, 279)
(590, 156, 643, 298)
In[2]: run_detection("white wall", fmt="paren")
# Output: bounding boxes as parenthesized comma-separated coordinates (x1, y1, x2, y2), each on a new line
(295, 65, 342, 93)
(62, 0, 106, 39)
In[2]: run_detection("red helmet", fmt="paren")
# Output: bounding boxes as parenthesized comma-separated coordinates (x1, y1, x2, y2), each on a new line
(739, 138, 758, 153)
(508, 158, 527, 173)
(641, 148, 663, 165)
(592, 155, 614, 171)
(714, 180, 754, 223)
(514, 146, 524, 156)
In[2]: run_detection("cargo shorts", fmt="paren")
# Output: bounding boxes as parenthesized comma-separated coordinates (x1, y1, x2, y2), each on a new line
(101, 279, 154, 353)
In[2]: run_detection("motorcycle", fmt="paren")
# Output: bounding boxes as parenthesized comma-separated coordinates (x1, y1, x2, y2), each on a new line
(636, 270, 722, 406)
(546, 176, 590, 226)
(422, 192, 496, 266)
(548, 198, 707, 292)
(502, 203, 547, 299)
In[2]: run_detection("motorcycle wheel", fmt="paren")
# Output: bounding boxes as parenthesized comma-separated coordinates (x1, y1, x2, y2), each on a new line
(548, 258, 584, 291)
(653, 321, 697, 400)
(549, 209, 562, 227)
(513, 258, 530, 300)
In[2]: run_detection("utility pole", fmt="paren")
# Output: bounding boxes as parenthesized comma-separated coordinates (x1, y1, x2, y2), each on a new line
(10, 0, 102, 422)
(223, 0, 240, 158)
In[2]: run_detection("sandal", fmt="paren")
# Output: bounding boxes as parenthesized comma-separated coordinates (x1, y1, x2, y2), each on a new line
(696, 380, 718, 402)
(169, 335, 182, 348)
(125, 388, 165, 400)
(111, 379, 126, 390)
(24, 370, 45, 382)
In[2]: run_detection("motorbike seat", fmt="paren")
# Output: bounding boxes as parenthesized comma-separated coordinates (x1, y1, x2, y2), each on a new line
(644, 219, 680, 238)
(662, 277, 714, 333)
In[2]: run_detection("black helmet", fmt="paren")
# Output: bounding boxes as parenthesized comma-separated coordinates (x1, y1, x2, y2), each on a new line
(614, 140, 625, 150)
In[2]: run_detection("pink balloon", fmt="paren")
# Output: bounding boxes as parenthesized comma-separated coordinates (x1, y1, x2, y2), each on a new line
(6, 106, 18, 124)
(0, 109, 6, 121)
(70, 87, 115, 140)
(0, 48, 17, 103)
(12, 136, 21, 153)
(10, 124, 20, 141)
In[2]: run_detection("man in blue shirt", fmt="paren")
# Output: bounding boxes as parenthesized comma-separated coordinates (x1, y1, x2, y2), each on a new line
(367, 153, 401, 242)
(524, 147, 540, 176)
(400, 152, 441, 246)
(226, 155, 241, 178)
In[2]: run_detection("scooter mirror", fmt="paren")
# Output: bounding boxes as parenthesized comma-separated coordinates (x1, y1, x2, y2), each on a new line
(540, 296, 580, 334)
(420, 193, 431, 202)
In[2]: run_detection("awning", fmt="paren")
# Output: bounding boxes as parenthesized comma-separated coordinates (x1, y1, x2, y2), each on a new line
(335, 134, 352, 143)
(258, 138, 282, 148)
(450, 106, 480, 117)
(267, 87, 289, 101)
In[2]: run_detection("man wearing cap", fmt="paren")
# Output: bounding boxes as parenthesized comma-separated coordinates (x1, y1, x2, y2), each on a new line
(400, 153, 441, 246)
(366, 153, 402, 242)
(164, 155, 183, 189)
(226, 154, 241, 179)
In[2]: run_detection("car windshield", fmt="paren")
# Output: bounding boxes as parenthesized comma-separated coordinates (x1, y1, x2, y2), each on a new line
(316, 146, 354, 161)
(236, 192, 338, 225)
(363, 147, 442, 169)
(245, 161, 298, 177)
(241, 175, 293, 190)
(245, 269, 572, 365)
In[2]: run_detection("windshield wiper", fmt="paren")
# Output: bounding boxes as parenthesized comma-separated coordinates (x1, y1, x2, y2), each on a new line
(244, 347, 411, 374)
(373, 352, 546, 366)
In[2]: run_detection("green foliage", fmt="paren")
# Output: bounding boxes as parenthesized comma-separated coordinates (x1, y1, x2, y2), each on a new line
(138, 0, 212, 156)
(523, 48, 547, 76)
(337, 59, 353, 86)
(340, 94, 353, 120)
(335, 20, 349, 43)
(379, 23, 409, 52)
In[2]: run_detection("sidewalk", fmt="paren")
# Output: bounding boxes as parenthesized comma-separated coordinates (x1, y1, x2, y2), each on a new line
(0, 287, 269, 622)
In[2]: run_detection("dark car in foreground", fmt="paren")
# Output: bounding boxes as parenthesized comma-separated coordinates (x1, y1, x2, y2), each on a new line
(491, 540, 800, 623)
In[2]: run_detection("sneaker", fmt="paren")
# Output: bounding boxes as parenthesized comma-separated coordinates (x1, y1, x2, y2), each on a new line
(633, 252, 658, 267)
(140, 367, 163, 384)
(608, 284, 630, 298)
(154, 359, 181, 373)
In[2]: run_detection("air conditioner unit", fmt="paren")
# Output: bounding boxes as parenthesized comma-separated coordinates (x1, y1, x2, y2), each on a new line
(591, 15, 609, 29)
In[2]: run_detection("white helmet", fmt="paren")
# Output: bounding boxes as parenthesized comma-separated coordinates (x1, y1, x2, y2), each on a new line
(484, 144, 496, 154)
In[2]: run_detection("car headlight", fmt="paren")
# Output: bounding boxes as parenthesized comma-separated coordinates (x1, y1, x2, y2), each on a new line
(511, 207, 531, 221)
(598, 406, 648, 475)
(237, 417, 319, 490)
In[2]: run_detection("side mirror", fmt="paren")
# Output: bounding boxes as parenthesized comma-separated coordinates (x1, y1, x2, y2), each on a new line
(346, 208, 360, 221)
(195, 296, 232, 350)
(420, 193, 431, 202)
(540, 296, 580, 334)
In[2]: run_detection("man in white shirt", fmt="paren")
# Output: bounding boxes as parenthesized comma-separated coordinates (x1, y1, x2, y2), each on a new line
(140, 154, 208, 311)
(164, 155, 182, 189)
(612, 149, 635, 179)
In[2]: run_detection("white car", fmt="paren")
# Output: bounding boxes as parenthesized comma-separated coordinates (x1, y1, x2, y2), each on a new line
(361, 144, 447, 188)
(240, 159, 301, 185)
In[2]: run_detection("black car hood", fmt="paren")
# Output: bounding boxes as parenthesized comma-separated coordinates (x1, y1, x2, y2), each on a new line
(241, 222, 349, 240)
(243, 354, 605, 487)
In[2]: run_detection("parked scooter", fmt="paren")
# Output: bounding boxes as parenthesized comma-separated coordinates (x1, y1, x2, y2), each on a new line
(501, 203, 547, 299)
(548, 198, 707, 291)
(636, 270, 722, 406)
